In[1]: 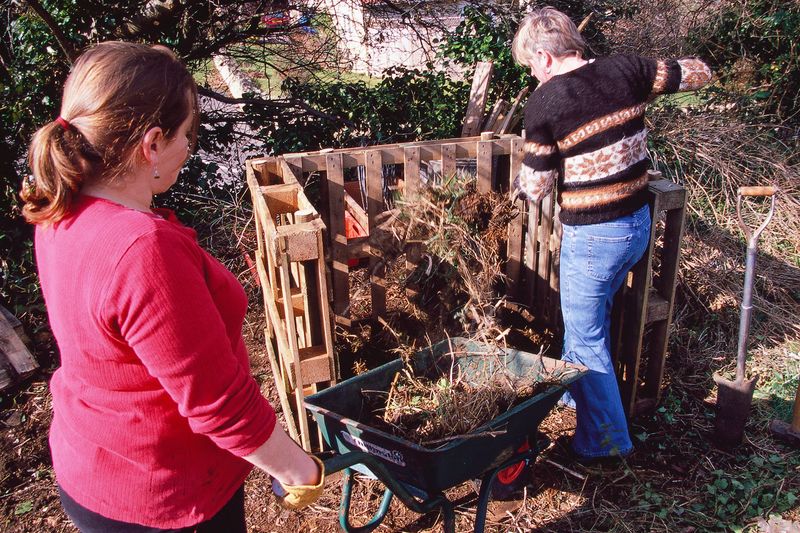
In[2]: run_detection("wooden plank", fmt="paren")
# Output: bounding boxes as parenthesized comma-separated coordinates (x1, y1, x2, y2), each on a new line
(246, 161, 267, 265)
(477, 137, 493, 193)
(404, 147, 422, 282)
(275, 218, 325, 263)
(293, 137, 514, 172)
(292, 345, 332, 386)
(276, 286, 306, 319)
(326, 153, 350, 325)
(645, 291, 670, 324)
(524, 201, 540, 311)
(642, 197, 686, 401)
(262, 324, 300, 442)
(0, 313, 37, 375)
(278, 257, 312, 450)
(260, 183, 299, 216)
(505, 136, 524, 297)
(279, 156, 302, 184)
(498, 86, 530, 135)
(366, 150, 387, 319)
(315, 231, 338, 380)
(344, 190, 369, 232)
(617, 193, 661, 415)
(536, 192, 554, 323)
(461, 61, 494, 137)
(649, 179, 685, 211)
(441, 143, 456, 179)
(482, 99, 506, 133)
(549, 202, 562, 325)
(403, 147, 420, 198)
(296, 210, 321, 349)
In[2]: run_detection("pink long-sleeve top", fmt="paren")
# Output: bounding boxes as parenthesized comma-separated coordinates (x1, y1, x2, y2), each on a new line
(35, 195, 277, 528)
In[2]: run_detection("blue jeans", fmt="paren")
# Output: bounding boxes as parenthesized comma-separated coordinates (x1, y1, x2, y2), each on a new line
(559, 204, 651, 458)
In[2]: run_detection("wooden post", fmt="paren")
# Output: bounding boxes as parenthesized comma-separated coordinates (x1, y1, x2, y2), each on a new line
(326, 153, 350, 326)
(404, 147, 422, 284)
(536, 191, 555, 322)
(477, 133, 494, 193)
(365, 149, 386, 319)
(441, 143, 456, 180)
(461, 62, 494, 137)
(641, 181, 687, 404)
(506, 137, 525, 297)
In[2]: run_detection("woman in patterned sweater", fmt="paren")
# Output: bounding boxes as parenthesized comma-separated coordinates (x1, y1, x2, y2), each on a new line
(511, 7, 711, 461)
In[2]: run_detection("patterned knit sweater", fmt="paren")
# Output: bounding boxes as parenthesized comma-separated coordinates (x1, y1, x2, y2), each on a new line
(516, 54, 711, 225)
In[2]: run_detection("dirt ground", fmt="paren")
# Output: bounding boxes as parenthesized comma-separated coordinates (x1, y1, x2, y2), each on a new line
(2, 260, 799, 532)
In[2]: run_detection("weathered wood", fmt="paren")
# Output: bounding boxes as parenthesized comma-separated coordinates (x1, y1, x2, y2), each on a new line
(262, 323, 299, 441)
(642, 188, 686, 401)
(536, 192, 555, 321)
(286, 137, 513, 172)
(365, 150, 387, 319)
(482, 99, 507, 133)
(276, 219, 326, 264)
(326, 153, 350, 326)
(278, 257, 312, 450)
(477, 138, 493, 193)
(498, 86, 530, 135)
(0, 312, 37, 376)
(404, 147, 422, 293)
(441, 143, 456, 178)
(524, 201, 540, 308)
(506, 136, 524, 297)
(616, 192, 660, 414)
(291, 345, 332, 386)
(315, 230, 337, 381)
(549, 202, 562, 324)
(462, 61, 494, 137)
(344, 190, 369, 232)
(645, 291, 670, 324)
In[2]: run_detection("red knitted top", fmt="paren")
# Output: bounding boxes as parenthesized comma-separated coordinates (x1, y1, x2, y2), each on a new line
(35, 195, 277, 528)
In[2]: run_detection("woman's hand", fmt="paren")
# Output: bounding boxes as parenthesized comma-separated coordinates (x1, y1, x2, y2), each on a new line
(271, 455, 325, 510)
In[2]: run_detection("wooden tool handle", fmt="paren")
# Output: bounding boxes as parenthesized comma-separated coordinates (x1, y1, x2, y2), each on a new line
(738, 186, 777, 197)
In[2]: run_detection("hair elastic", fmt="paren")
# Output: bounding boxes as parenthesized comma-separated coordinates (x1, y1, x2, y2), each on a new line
(55, 116, 71, 131)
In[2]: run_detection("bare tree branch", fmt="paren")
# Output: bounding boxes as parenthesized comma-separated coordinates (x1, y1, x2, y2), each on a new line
(196, 85, 356, 128)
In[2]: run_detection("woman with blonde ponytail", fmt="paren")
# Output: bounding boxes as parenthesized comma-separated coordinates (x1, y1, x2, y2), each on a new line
(24, 42, 323, 532)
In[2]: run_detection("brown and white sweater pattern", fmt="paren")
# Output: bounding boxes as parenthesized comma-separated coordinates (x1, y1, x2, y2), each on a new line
(516, 55, 711, 225)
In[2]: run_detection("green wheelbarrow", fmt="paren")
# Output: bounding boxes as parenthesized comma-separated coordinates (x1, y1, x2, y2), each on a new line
(305, 338, 588, 533)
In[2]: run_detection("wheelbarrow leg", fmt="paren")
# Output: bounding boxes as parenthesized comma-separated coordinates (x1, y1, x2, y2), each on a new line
(474, 469, 499, 533)
(339, 468, 394, 533)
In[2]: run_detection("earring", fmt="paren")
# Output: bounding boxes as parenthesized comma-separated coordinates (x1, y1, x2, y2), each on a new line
(154, 167, 160, 180)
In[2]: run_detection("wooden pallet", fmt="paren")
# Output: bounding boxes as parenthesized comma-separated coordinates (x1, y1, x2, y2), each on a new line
(0, 306, 38, 392)
(248, 134, 514, 326)
(506, 170, 686, 417)
(246, 158, 335, 451)
(252, 138, 687, 419)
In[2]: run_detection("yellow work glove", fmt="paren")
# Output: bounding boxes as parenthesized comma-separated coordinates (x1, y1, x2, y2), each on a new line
(272, 455, 325, 510)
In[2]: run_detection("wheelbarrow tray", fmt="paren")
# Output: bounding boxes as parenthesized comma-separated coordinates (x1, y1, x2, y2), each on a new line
(305, 338, 587, 494)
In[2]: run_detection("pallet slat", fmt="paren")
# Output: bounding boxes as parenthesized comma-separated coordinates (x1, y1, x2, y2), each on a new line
(326, 153, 350, 326)
(366, 150, 387, 317)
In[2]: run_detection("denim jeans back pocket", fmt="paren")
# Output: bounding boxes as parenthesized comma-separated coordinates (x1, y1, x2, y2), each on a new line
(586, 233, 632, 281)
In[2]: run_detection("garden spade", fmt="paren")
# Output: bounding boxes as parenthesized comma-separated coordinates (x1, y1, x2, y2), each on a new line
(713, 185, 776, 448)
